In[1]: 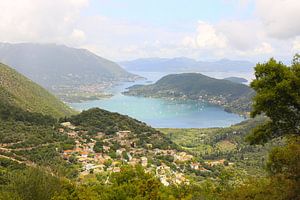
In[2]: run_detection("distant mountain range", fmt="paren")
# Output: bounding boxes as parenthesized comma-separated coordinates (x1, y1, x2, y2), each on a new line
(0, 43, 139, 90)
(124, 73, 255, 115)
(119, 57, 255, 72)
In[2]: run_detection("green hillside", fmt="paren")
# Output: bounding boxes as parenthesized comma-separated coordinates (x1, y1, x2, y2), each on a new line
(158, 116, 279, 176)
(124, 73, 255, 114)
(0, 63, 75, 118)
(63, 108, 177, 149)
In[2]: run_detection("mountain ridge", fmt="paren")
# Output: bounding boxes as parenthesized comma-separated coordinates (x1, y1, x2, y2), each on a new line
(0, 43, 140, 90)
(120, 57, 255, 72)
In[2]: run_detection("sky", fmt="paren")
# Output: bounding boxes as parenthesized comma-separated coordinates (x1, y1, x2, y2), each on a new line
(0, 0, 299, 63)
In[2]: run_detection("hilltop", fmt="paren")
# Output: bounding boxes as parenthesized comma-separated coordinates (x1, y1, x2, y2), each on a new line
(124, 73, 255, 115)
(223, 77, 248, 84)
(0, 43, 138, 87)
(0, 63, 75, 118)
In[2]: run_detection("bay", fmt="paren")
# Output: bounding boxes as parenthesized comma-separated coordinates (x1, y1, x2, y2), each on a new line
(69, 71, 251, 128)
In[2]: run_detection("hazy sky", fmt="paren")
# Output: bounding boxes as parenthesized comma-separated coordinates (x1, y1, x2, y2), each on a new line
(0, 0, 299, 62)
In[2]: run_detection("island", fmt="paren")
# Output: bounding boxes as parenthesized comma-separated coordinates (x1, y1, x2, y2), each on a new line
(123, 73, 255, 116)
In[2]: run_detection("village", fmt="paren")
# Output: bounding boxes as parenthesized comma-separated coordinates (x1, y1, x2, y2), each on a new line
(58, 122, 224, 186)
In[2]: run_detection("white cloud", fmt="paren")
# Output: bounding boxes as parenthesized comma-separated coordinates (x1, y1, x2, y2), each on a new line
(292, 37, 300, 52)
(255, 0, 300, 39)
(217, 20, 261, 51)
(254, 42, 274, 54)
(0, 0, 88, 44)
(195, 21, 227, 49)
(70, 29, 86, 44)
(0, 0, 298, 62)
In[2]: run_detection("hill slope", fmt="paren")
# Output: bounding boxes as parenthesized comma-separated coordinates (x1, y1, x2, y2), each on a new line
(0, 63, 75, 118)
(124, 73, 255, 114)
(0, 43, 139, 89)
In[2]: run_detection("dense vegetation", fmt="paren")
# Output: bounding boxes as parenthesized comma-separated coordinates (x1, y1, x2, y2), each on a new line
(0, 63, 75, 118)
(247, 56, 300, 144)
(62, 108, 177, 150)
(124, 73, 255, 114)
(219, 55, 300, 199)
(159, 116, 280, 176)
(0, 100, 79, 178)
(0, 163, 207, 200)
(0, 56, 299, 199)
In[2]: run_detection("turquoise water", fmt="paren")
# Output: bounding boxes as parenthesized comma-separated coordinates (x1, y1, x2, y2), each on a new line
(70, 71, 248, 128)
(70, 95, 244, 128)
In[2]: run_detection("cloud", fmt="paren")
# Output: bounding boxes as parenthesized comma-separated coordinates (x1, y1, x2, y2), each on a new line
(255, 0, 300, 39)
(217, 20, 261, 51)
(0, 0, 88, 44)
(292, 37, 300, 52)
(195, 21, 227, 49)
(0, 0, 297, 62)
(70, 29, 86, 44)
(254, 42, 274, 54)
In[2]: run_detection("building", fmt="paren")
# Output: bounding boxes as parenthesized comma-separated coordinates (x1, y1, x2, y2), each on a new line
(141, 157, 148, 167)
(116, 130, 131, 138)
(80, 151, 89, 158)
(60, 122, 76, 130)
(67, 131, 77, 138)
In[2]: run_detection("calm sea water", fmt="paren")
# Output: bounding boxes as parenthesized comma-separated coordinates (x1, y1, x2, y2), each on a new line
(69, 71, 252, 128)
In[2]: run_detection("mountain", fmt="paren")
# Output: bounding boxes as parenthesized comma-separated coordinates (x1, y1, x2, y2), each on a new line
(0, 63, 75, 118)
(120, 57, 255, 72)
(0, 43, 139, 90)
(223, 77, 248, 84)
(0, 65, 200, 190)
(124, 73, 255, 114)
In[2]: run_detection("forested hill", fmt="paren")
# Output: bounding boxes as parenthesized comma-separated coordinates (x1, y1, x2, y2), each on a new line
(62, 108, 177, 149)
(124, 73, 255, 114)
(0, 43, 139, 89)
(0, 63, 75, 118)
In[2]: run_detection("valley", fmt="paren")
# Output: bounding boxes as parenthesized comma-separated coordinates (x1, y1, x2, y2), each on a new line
(0, 50, 299, 199)
(0, 1, 299, 199)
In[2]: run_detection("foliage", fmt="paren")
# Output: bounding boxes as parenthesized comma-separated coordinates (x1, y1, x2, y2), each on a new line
(0, 63, 75, 118)
(62, 108, 178, 150)
(0, 166, 74, 200)
(220, 139, 300, 200)
(223, 55, 300, 199)
(0, 100, 56, 126)
(266, 136, 300, 180)
(1, 55, 299, 199)
(93, 141, 103, 153)
(159, 117, 275, 175)
(248, 56, 300, 144)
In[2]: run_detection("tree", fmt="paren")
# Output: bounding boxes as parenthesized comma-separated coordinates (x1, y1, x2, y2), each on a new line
(93, 141, 103, 153)
(247, 56, 300, 144)
(236, 55, 300, 200)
